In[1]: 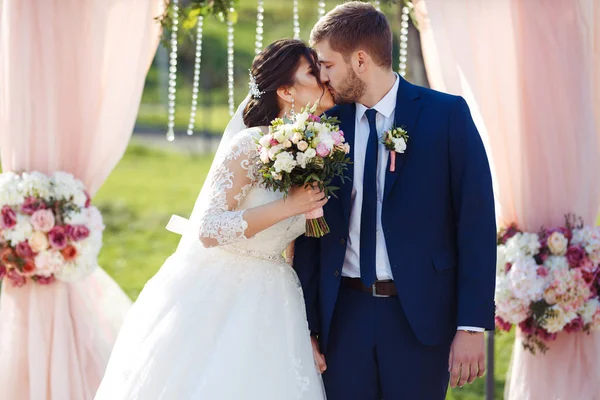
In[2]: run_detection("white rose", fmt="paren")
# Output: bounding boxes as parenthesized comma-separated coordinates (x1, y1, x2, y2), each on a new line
(283, 140, 292, 149)
(547, 231, 568, 256)
(273, 152, 297, 173)
(297, 141, 309, 152)
(392, 137, 407, 153)
(304, 148, 317, 159)
(268, 144, 284, 160)
(291, 132, 303, 144)
(259, 134, 273, 148)
(28, 231, 50, 253)
(296, 152, 308, 169)
(260, 148, 271, 164)
(579, 299, 600, 325)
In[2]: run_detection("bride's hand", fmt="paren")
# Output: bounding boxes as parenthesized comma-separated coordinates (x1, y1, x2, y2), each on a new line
(286, 184, 328, 216)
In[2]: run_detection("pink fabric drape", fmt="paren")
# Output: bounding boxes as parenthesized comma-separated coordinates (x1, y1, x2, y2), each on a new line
(0, 1, 163, 399)
(415, 0, 600, 399)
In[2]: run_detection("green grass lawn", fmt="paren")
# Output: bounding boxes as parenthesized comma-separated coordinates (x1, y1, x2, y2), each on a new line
(95, 140, 514, 399)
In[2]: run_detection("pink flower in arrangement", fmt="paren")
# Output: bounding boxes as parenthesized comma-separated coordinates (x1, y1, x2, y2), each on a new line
(36, 275, 55, 285)
(518, 318, 536, 335)
(0, 264, 6, 280)
(84, 191, 91, 208)
(48, 226, 68, 249)
(505, 263, 513, 273)
(564, 316, 584, 333)
(6, 268, 26, 287)
(66, 225, 90, 241)
(536, 266, 549, 277)
(536, 328, 558, 342)
(21, 197, 46, 215)
(331, 131, 343, 145)
(15, 242, 34, 258)
(1, 206, 17, 229)
(566, 245, 586, 268)
(308, 114, 321, 123)
(270, 138, 280, 147)
(495, 316, 512, 332)
(30, 209, 55, 233)
(316, 142, 331, 157)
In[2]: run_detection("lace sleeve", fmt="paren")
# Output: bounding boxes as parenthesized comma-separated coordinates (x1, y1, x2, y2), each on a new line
(197, 130, 260, 246)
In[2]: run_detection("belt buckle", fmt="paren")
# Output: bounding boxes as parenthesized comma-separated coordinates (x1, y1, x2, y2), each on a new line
(371, 283, 390, 298)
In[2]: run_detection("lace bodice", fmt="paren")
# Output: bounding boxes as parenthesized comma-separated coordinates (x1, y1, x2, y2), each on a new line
(197, 128, 305, 259)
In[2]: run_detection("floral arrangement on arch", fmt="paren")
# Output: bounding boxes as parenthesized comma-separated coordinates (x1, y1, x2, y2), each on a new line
(495, 214, 600, 354)
(0, 171, 104, 287)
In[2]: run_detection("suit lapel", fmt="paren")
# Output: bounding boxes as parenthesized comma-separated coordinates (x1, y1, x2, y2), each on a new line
(338, 104, 356, 228)
(383, 77, 422, 200)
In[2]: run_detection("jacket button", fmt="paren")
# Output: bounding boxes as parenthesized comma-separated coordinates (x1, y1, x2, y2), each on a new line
(334, 270, 340, 278)
(340, 238, 346, 245)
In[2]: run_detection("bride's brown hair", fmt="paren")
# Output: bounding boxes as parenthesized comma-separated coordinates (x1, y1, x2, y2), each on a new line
(243, 39, 322, 128)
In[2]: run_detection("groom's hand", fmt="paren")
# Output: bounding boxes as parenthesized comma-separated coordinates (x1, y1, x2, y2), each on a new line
(310, 336, 327, 374)
(448, 331, 485, 388)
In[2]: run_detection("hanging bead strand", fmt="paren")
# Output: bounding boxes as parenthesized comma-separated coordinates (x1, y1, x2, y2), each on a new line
(293, 0, 300, 39)
(187, 15, 204, 136)
(399, 5, 409, 77)
(317, 1, 326, 19)
(227, 7, 235, 117)
(166, 0, 179, 142)
(255, 0, 264, 55)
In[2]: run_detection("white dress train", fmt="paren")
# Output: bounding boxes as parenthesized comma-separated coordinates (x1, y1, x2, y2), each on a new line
(94, 129, 326, 399)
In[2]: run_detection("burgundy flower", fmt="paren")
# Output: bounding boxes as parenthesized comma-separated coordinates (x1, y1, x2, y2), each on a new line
(1, 206, 17, 229)
(20, 197, 45, 215)
(564, 316, 584, 333)
(505, 263, 513, 273)
(6, 268, 26, 287)
(36, 275, 55, 285)
(536, 266, 549, 277)
(495, 316, 512, 332)
(566, 245, 586, 268)
(536, 328, 558, 342)
(48, 226, 68, 249)
(0, 264, 6, 280)
(519, 318, 536, 335)
(84, 191, 91, 208)
(66, 225, 90, 241)
(15, 242, 34, 258)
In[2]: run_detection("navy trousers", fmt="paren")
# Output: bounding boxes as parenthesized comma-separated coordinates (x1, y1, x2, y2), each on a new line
(322, 285, 452, 400)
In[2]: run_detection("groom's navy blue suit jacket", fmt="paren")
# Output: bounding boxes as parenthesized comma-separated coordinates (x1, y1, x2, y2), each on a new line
(294, 77, 497, 351)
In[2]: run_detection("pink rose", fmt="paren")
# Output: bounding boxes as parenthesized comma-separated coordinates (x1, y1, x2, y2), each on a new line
(0, 264, 6, 280)
(84, 191, 91, 208)
(6, 268, 26, 287)
(536, 266, 549, 277)
(270, 138, 279, 147)
(518, 318, 535, 335)
(505, 262, 513, 273)
(1, 206, 17, 229)
(564, 316, 584, 333)
(331, 131, 343, 145)
(566, 245, 586, 268)
(36, 275, 55, 285)
(48, 226, 68, 249)
(66, 225, 90, 241)
(21, 197, 46, 215)
(308, 114, 321, 122)
(316, 142, 331, 157)
(495, 316, 512, 332)
(30, 209, 55, 233)
(16, 242, 34, 258)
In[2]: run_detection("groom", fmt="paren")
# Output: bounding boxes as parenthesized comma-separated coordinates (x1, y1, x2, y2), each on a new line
(294, 2, 496, 399)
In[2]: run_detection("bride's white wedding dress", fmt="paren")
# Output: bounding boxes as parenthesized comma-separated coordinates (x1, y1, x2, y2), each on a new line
(94, 128, 326, 399)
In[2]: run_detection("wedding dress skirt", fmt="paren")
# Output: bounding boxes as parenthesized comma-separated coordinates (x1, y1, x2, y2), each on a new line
(94, 159, 326, 400)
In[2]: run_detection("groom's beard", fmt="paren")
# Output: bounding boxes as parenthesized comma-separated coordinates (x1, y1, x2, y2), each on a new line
(330, 68, 366, 105)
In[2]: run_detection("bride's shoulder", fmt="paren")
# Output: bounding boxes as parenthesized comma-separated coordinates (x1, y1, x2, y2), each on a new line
(226, 127, 262, 157)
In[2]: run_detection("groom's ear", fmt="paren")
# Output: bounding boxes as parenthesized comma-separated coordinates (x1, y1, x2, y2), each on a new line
(353, 50, 369, 74)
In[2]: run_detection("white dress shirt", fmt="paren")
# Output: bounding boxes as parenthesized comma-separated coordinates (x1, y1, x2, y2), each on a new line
(341, 74, 483, 332)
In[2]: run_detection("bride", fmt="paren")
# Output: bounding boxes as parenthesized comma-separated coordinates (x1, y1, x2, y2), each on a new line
(94, 38, 334, 400)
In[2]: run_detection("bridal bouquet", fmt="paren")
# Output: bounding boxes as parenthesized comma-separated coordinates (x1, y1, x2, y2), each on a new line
(256, 104, 351, 237)
(0, 171, 104, 287)
(495, 215, 600, 354)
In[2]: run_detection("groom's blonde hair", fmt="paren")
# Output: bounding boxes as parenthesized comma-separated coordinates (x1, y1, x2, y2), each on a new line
(310, 1, 393, 69)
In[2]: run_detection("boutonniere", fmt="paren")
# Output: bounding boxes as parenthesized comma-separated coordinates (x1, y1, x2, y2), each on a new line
(381, 126, 409, 172)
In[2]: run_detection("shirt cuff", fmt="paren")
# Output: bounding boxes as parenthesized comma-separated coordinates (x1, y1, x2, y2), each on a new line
(457, 326, 485, 332)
